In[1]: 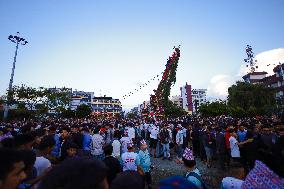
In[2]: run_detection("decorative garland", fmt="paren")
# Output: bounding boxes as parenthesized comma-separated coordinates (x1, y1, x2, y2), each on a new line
(122, 72, 164, 100)
(149, 46, 181, 117)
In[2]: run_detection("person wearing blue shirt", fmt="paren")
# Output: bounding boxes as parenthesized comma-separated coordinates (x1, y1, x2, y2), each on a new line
(237, 126, 247, 142)
(49, 127, 61, 159)
(82, 127, 92, 155)
(138, 140, 152, 189)
(183, 148, 206, 189)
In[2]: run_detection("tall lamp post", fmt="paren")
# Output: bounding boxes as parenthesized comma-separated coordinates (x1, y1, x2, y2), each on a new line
(3, 32, 28, 119)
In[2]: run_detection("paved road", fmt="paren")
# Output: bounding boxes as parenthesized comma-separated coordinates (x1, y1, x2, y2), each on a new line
(151, 156, 234, 188)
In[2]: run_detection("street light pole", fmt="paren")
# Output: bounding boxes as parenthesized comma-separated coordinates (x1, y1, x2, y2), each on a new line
(3, 32, 28, 119)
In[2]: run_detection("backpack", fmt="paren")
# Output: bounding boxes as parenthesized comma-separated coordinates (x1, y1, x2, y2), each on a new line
(185, 172, 211, 189)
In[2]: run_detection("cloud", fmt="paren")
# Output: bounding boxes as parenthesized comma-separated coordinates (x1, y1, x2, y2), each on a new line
(238, 48, 284, 76)
(208, 48, 284, 100)
(207, 74, 233, 100)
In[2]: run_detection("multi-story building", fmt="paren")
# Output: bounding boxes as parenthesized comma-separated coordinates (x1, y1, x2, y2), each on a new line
(71, 91, 94, 110)
(171, 95, 183, 108)
(180, 83, 193, 113)
(91, 96, 122, 116)
(242, 72, 268, 84)
(180, 83, 207, 114)
(259, 64, 284, 98)
(48, 87, 72, 94)
(243, 63, 284, 99)
(191, 89, 207, 113)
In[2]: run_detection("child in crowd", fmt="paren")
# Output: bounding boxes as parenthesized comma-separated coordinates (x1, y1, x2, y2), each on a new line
(183, 147, 206, 189)
(138, 139, 152, 189)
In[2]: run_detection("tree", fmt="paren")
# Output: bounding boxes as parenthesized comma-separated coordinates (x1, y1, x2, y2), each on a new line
(127, 112, 137, 119)
(164, 100, 187, 118)
(228, 81, 276, 115)
(44, 87, 71, 114)
(8, 85, 72, 118)
(61, 108, 75, 118)
(76, 104, 92, 118)
(198, 100, 228, 116)
(12, 85, 39, 111)
(229, 106, 246, 118)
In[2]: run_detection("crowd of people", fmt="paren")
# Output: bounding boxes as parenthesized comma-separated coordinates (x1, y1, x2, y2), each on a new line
(0, 115, 283, 189)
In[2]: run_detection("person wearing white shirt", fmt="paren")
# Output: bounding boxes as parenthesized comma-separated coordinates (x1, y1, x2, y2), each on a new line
(229, 134, 240, 158)
(121, 143, 141, 172)
(91, 129, 105, 160)
(127, 125, 135, 141)
(149, 125, 159, 158)
(112, 139, 121, 159)
(34, 136, 55, 189)
(176, 127, 184, 161)
(229, 131, 253, 162)
(120, 131, 132, 154)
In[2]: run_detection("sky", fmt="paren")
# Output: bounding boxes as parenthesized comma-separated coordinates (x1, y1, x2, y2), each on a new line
(0, 0, 284, 109)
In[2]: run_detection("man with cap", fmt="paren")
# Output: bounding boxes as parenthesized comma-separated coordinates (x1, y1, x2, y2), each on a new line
(183, 147, 206, 189)
(138, 139, 152, 189)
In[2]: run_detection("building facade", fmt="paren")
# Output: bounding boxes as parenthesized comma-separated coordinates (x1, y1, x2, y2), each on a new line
(191, 89, 207, 113)
(171, 95, 183, 108)
(180, 83, 193, 113)
(179, 83, 207, 114)
(242, 72, 268, 84)
(243, 63, 284, 99)
(91, 96, 122, 116)
(71, 91, 94, 110)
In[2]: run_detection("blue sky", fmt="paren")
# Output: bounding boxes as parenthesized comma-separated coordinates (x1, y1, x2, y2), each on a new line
(0, 0, 284, 108)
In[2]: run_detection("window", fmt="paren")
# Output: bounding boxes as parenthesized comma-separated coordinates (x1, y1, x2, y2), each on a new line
(271, 83, 278, 88)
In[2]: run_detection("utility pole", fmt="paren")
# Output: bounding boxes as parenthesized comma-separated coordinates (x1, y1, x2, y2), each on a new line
(3, 32, 28, 119)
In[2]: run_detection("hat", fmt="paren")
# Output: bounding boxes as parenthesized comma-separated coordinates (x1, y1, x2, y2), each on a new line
(182, 148, 194, 161)
(241, 160, 284, 189)
(158, 176, 198, 189)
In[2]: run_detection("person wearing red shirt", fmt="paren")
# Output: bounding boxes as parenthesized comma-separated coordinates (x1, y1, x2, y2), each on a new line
(224, 127, 232, 166)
